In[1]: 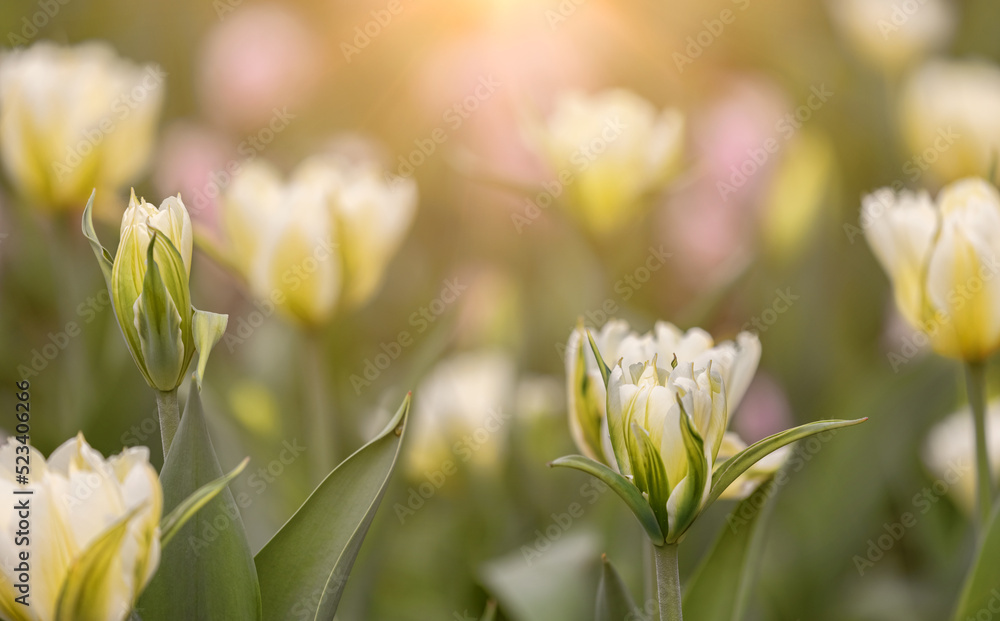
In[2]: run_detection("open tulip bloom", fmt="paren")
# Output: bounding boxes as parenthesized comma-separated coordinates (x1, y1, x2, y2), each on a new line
(551, 322, 865, 620)
(863, 177, 1000, 528)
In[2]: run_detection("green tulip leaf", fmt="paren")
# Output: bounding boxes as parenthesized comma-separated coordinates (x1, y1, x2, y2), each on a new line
(952, 503, 1000, 620)
(596, 554, 641, 621)
(191, 309, 229, 390)
(254, 394, 411, 621)
(585, 327, 612, 386)
(684, 473, 779, 621)
(160, 456, 249, 547)
(81, 190, 113, 288)
(137, 388, 261, 621)
(707, 418, 867, 508)
(549, 455, 665, 545)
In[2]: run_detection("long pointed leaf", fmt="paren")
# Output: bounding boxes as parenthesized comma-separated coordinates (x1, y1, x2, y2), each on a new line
(586, 328, 612, 386)
(137, 388, 261, 621)
(684, 473, 779, 621)
(549, 455, 665, 545)
(596, 554, 640, 621)
(952, 503, 1000, 620)
(160, 457, 249, 547)
(707, 418, 867, 508)
(81, 190, 113, 288)
(254, 394, 411, 620)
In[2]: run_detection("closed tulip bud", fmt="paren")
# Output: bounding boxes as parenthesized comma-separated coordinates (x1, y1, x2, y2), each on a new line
(565, 320, 760, 465)
(0, 41, 164, 211)
(0, 433, 162, 621)
(84, 191, 227, 392)
(219, 153, 417, 326)
(863, 177, 1000, 362)
(531, 89, 684, 236)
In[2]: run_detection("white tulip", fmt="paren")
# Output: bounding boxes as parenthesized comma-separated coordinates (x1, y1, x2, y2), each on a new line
(0, 434, 161, 621)
(863, 177, 1000, 361)
(221, 153, 417, 325)
(407, 350, 517, 477)
(827, 0, 955, 73)
(532, 89, 684, 235)
(900, 59, 1000, 183)
(924, 402, 1000, 514)
(0, 41, 164, 211)
(565, 319, 760, 463)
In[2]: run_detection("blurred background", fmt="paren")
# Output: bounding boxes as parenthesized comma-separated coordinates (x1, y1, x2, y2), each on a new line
(2, 0, 1000, 619)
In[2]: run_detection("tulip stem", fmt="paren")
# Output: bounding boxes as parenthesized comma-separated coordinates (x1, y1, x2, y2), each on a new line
(965, 361, 994, 531)
(653, 543, 683, 621)
(156, 389, 180, 458)
(305, 338, 334, 482)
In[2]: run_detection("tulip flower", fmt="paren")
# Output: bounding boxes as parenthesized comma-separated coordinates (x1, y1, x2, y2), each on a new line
(0, 434, 161, 621)
(530, 89, 684, 236)
(553, 321, 864, 621)
(862, 178, 1000, 363)
(863, 177, 1000, 528)
(900, 59, 1000, 183)
(219, 154, 418, 326)
(827, 0, 954, 74)
(0, 41, 163, 211)
(84, 191, 228, 453)
(407, 350, 516, 477)
(565, 320, 760, 465)
(924, 401, 1000, 515)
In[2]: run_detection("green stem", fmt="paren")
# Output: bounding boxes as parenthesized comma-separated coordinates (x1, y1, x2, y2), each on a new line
(643, 538, 655, 610)
(653, 543, 683, 621)
(305, 337, 333, 482)
(155, 389, 180, 457)
(965, 361, 994, 531)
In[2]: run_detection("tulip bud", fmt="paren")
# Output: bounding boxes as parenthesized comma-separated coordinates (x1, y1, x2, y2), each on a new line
(84, 191, 227, 391)
(530, 89, 684, 236)
(0, 42, 163, 211)
(0, 433, 162, 621)
(863, 177, 1000, 362)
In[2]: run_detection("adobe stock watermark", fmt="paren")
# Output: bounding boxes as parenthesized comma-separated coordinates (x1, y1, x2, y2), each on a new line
(52, 66, 167, 181)
(740, 288, 798, 334)
(223, 236, 336, 352)
(842, 127, 960, 245)
(188, 439, 306, 556)
(17, 288, 111, 380)
(393, 407, 511, 524)
(187, 107, 297, 216)
(852, 458, 970, 575)
(673, 0, 753, 73)
(520, 478, 609, 566)
(717, 84, 833, 202)
(964, 588, 1000, 621)
(349, 278, 467, 395)
(387, 75, 501, 187)
(7, 0, 72, 47)
(511, 115, 627, 233)
(886, 254, 1000, 372)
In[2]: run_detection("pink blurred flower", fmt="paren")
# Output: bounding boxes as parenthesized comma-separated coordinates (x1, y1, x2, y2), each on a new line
(198, 5, 320, 132)
(731, 372, 794, 443)
(153, 121, 232, 226)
